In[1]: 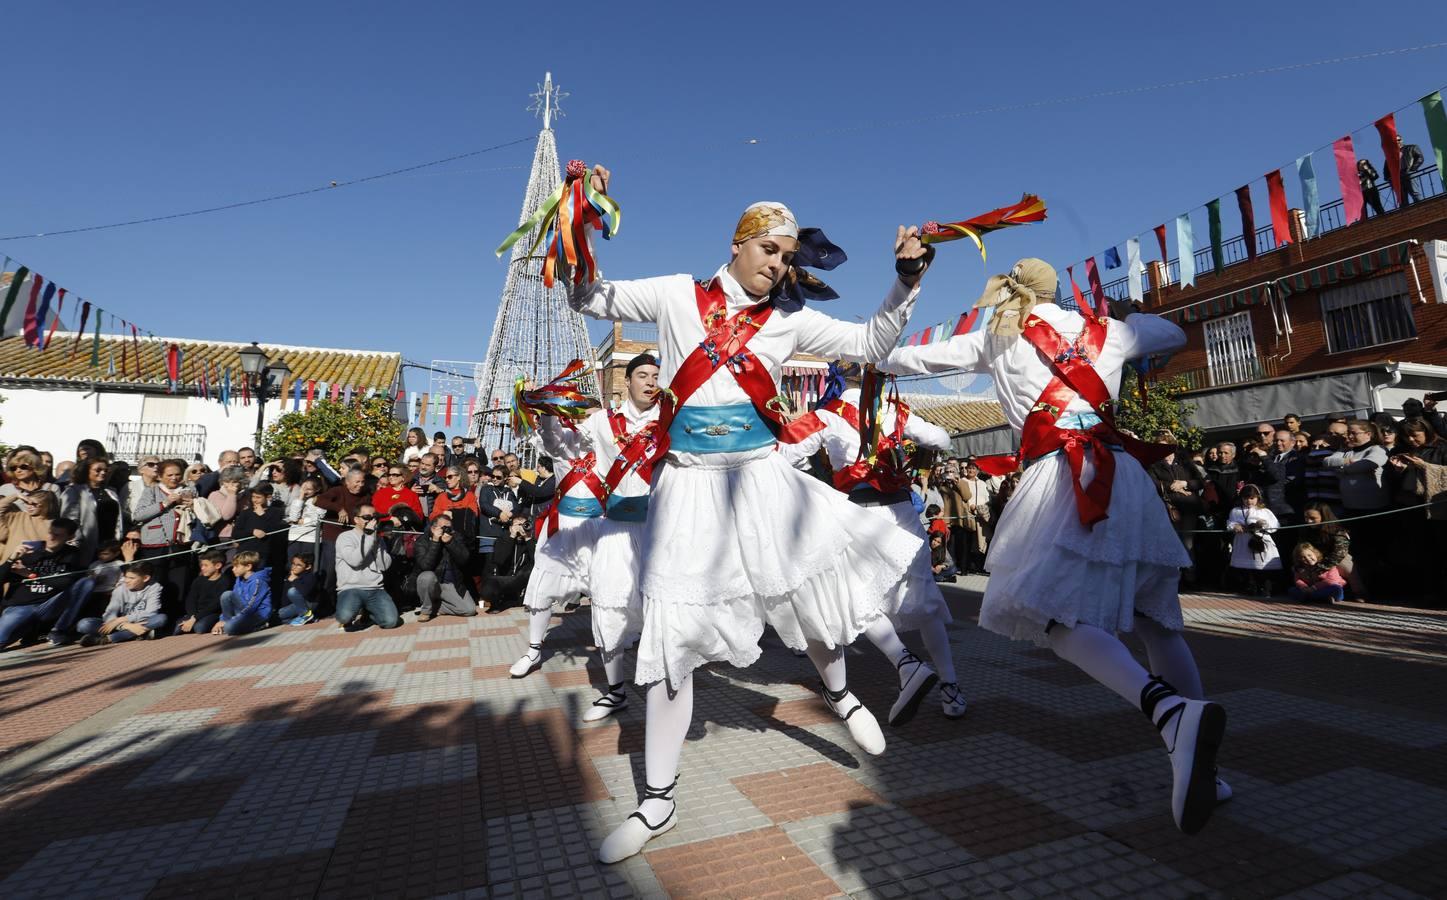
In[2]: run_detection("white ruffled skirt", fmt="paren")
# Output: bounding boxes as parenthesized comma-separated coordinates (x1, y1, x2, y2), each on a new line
(634, 453, 922, 688)
(524, 514, 590, 612)
(526, 516, 645, 659)
(864, 500, 951, 630)
(981, 449, 1190, 645)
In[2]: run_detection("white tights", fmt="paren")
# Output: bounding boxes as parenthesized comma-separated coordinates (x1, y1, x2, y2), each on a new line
(1046, 619, 1205, 707)
(526, 607, 631, 688)
(863, 616, 957, 683)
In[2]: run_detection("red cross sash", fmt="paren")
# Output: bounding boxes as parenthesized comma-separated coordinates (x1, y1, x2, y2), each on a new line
(832, 396, 912, 494)
(537, 451, 608, 537)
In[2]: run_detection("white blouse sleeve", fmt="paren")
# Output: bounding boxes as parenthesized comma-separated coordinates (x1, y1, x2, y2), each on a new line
(568, 275, 681, 324)
(903, 411, 952, 451)
(880, 329, 990, 376)
(1111, 313, 1187, 360)
(791, 279, 919, 362)
(527, 410, 597, 463)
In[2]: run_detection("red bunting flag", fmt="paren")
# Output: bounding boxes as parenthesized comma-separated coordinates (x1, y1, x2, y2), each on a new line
(42, 289, 65, 349)
(1066, 265, 1088, 311)
(1152, 225, 1168, 266)
(22, 275, 44, 347)
(1236, 186, 1257, 260)
(445, 394, 454, 427)
(305, 380, 316, 410)
(1375, 113, 1403, 205)
(1265, 169, 1292, 246)
(1333, 135, 1364, 225)
(1084, 257, 1107, 316)
(952, 308, 979, 336)
(166, 344, 179, 391)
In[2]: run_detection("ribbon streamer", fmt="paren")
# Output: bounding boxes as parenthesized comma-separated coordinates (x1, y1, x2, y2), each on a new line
(495, 159, 621, 288)
(510, 358, 600, 437)
(919, 194, 1047, 262)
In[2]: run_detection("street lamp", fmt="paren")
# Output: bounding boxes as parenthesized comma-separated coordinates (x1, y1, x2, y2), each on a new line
(238, 342, 291, 449)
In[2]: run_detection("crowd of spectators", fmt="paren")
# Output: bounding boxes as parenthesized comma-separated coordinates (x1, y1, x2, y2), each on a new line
(0, 426, 556, 651)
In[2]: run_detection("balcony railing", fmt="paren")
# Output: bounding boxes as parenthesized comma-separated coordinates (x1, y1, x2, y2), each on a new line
(1099, 165, 1442, 302)
(1173, 353, 1281, 392)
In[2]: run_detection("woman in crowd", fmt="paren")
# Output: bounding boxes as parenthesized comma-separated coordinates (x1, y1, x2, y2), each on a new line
(134, 458, 196, 613)
(1299, 502, 1356, 598)
(1390, 418, 1447, 604)
(183, 463, 209, 490)
(268, 459, 305, 508)
(1226, 484, 1281, 597)
(1323, 419, 1390, 600)
(1, 449, 59, 504)
(402, 427, 430, 464)
(127, 456, 161, 521)
(432, 466, 480, 547)
(233, 482, 288, 596)
(0, 488, 57, 562)
(60, 457, 125, 565)
(205, 466, 248, 543)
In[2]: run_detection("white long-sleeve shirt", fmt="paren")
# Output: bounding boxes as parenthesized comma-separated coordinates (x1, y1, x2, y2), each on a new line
(778, 400, 951, 473)
(570, 265, 918, 467)
(879, 304, 1185, 433)
(527, 398, 661, 500)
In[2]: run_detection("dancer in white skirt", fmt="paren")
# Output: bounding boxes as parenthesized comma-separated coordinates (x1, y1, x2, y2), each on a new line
(563, 168, 928, 863)
(880, 258, 1229, 835)
(778, 380, 967, 723)
(510, 354, 662, 727)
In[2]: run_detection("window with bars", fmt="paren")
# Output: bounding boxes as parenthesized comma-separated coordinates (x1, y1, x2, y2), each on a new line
(1320, 272, 1418, 353)
(1203, 311, 1261, 388)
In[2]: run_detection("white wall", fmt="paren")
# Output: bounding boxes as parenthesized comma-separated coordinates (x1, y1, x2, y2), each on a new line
(0, 384, 294, 464)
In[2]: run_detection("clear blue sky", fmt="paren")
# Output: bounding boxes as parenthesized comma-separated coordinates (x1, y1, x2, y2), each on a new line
(3, 1, 1444, 397)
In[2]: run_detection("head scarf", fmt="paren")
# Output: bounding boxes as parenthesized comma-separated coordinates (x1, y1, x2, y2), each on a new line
(973, 258, 1058, 338)
(732, 202, 846, 303)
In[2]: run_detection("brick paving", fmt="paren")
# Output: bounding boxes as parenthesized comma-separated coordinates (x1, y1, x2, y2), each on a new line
(0, 577, 1444, 898)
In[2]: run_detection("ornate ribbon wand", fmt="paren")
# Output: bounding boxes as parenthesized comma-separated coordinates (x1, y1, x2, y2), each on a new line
(904, 194, 1048, 271)
(495, 160, 621, 287)
(510, 359, 601, 436)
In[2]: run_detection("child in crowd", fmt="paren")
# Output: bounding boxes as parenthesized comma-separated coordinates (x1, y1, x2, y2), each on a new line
(1287, 542, 1346, 604)
(929, 531, 956, 583)
(277, 553, 319, 626)
(215, 550, 271, 635)
(176, 550, 231, 635)
(83, 539, 126, 620)
(1227, 484, 1281, 597)
(77, 561, 167, 645)
(925, 504, 949, 540)
(286, 477, 325, 559)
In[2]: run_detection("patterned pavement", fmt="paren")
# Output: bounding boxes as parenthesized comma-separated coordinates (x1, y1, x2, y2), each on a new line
(1, 577, 1445, 899)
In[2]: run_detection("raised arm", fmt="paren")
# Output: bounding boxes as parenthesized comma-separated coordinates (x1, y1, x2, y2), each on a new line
(527, 410, 595, 463)
(902, 409, 952, 451)
(793, 278, 919, 363)
(1111, 312, 1187, 360)
(880, 329, 991, 377)
(567, 275, 675, 324)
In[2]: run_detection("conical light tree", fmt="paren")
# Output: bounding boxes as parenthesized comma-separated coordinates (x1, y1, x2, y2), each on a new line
(473, 73, 600, 455)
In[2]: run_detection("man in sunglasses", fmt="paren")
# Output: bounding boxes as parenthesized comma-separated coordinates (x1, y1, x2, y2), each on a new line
(334, 503, 400, 630)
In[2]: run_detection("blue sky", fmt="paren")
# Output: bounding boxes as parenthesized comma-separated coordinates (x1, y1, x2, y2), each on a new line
(3, 1, 1445, 397)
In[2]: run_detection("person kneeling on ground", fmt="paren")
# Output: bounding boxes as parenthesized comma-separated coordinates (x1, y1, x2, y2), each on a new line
(414, 511, 477, 621)
(78, 561, 167, 645)
(334, 503, 400, 630)
(277, 553, 319, 626)
(929, 531, 957, 583)
(478, 516, 534, 613)
(0, 517, 91, 649)
(174, 549, 230, 635)
(214, 550, 271, 635)
(1287, 542, 1346, 604)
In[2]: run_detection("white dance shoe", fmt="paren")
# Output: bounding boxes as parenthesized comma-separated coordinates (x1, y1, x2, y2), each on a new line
(582, 686, 628, 723)
(887, 650, 939, 727)
(939, 681, 968, 719)
(1216, 773, 1233, 804)
(509, 643, 542, 679)
(598, 778, 677, 864)
(822, 685, 886, 756)
(1142, 678, 1227, 835)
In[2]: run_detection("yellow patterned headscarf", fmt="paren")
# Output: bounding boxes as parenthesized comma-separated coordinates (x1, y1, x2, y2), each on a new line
(733, 202, 799, 244)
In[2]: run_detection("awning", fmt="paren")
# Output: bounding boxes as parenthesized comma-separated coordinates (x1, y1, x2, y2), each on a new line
(949, 424, 1017, 459)
(1184, 370, 1374, 431)
(1164, 283, 1272, 325)
(1276, 244, 1411, 297)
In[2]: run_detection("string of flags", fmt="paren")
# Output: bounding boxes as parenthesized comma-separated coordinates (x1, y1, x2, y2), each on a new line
(405, 390, 482, 429)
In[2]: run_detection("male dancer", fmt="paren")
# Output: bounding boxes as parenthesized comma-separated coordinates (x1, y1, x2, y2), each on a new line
(510, 354, 662, 726)
(779, 376, 966, 723)
(880, 258, 1228, 834)
(563, 167, 928, 862)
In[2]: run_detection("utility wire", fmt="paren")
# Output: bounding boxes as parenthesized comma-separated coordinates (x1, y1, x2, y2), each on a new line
(0, 135, 534, 241)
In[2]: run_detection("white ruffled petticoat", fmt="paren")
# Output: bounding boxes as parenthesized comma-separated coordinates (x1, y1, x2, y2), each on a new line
(863, 501, 952, 631)
(524, 515, 590, 612)
(981, 449, 1190, 645)
(528, 516, 645, 660)
(634, 452, 922, 688)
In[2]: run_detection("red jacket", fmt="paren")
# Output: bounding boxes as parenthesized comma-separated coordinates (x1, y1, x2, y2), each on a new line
(371, 485, 423, 522)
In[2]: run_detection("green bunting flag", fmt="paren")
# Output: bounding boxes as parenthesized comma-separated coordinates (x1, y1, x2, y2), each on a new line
(1422, 91, 1447, 189)
(1, 265, 30, 334)
(1206, 199, 1224, 276)
(91, 310, 102, 366)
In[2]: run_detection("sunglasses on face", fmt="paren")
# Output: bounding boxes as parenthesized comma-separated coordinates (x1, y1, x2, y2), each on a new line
(8, 464, 32, 472)
(357, 514, 377, 521)
(446, 473, 461, 480)
(388, 471, 404, 477)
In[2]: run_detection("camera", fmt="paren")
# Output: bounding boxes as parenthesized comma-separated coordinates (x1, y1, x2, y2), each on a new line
(1425, 391, 1447, 403)
(440, 525, 453, 535)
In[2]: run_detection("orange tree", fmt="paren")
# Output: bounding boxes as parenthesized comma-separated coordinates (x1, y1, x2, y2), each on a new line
(261, 396, 404, 461)
(1116, 369, 1202, 451)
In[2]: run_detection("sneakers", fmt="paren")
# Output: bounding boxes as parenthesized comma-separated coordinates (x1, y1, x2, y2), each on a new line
(887, 650, 939, 727)
(582, 685, 628, 723)
(79, 633, 108, 647)
(598, 777, 677, 863)
(939, 681, 968, 719)
(821, 684, 886, 756)
(416, 610, 433, 623)
(1141, 677, 1227, 835)
(289, 611, 314, 627)
(47, 631, 72, 647)
(509, 643, 543, 679)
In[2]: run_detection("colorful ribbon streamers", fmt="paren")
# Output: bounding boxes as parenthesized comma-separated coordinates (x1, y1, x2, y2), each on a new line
(918, 194, 1047, 263)
(494, 159, 621, 288)
(510, 358, 600, 436)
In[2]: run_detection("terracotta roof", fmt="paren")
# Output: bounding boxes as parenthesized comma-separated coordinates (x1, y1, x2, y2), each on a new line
(0, 333, 401, 393)
(908, 399, 1007, 434)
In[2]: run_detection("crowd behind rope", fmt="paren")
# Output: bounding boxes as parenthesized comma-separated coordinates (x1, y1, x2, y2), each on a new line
(0, 425, 558, 650)
(4, 394, 1445, 653)
(909, 394, 1447, 608)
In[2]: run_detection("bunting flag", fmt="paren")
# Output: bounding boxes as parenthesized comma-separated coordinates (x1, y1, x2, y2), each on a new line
(1152, 224, 1168, 265)
(0, 265, 29, 332)
(1374, 113, 1403, 203)
(306, 380, 317, 409)
(1103, 246, 1121, 269)
(1084, 257, 1107, 316)
(130, 324, 142, 378)
(409, 392, 419, 424)
(242, 374, 251, 406)
(221, 368, 231, 405)
(1333, 135, 1363, 225)
(342, 384, 353, 405)
(107, 349, 116, 376)
(1296, 153, 1320, 239)
(120, 320, 130, 376)
(917, 194, 1048, 262)
(1207, 199, 1224, 275)
(445, 394, 454, 427)
(1236, 185, 1257, 260)
(1176, 214, 1196, 288)
(1265, 169, 1292, 246)
(42, 289, 65, 349)
(200, 359, 210, 398)
(90, 312, 101, 366)
(420, 393, 429, 425)
(467, 395, 476, 422)
(1126, 237, 1143, 302)
(166, 344, 180, 391)
(1423, 92, 1447, 190)
(329, 382, 340, 401)
(1066, 265, 1088, 312)
(72, 301, 91, 358)
(22, 275, 45, 347)
(292, 377, 302, 410)
(30, 282, 57, 348)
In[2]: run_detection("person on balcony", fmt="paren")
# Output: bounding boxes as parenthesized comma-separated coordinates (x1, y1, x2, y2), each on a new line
(1358, 158, 1386, 218)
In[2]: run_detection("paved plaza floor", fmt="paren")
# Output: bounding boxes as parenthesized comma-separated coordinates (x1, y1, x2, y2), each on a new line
(1, 576, 1444, 899)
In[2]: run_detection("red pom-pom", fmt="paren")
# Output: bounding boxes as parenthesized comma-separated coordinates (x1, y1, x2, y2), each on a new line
(922, 221, 942, 235)
(565, 159, 587, 179)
